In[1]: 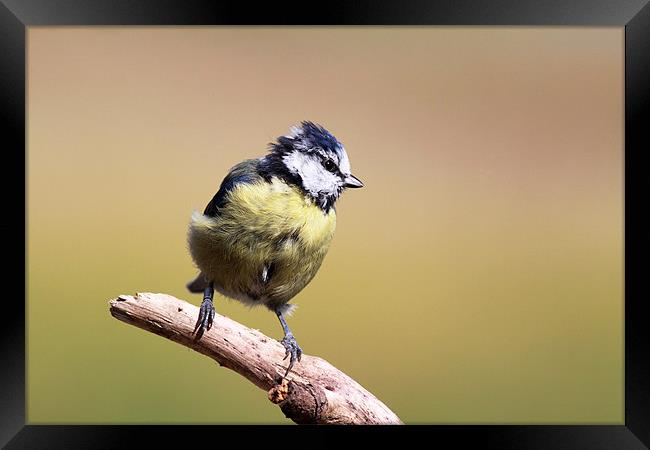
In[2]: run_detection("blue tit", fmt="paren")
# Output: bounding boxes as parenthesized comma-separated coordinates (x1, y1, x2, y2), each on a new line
(186, 121, 363, 376)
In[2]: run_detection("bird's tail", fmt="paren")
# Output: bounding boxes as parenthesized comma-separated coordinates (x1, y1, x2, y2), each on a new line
(187, 273, 208, 293)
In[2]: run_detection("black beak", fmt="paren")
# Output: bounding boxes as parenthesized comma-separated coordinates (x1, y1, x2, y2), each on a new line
(344, 174, 364, 188)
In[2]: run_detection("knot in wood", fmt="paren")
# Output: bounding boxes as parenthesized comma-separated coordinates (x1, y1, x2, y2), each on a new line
(278, 381, 328, 424)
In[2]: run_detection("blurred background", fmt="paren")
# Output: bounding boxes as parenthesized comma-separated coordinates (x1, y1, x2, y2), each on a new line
(27, 27, 623, 424)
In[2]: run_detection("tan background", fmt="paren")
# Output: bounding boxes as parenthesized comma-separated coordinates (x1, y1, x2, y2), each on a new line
(27, 27, 623, 424)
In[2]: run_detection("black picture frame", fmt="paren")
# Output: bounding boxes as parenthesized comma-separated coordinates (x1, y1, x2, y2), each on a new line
(2, 1, 648, 448)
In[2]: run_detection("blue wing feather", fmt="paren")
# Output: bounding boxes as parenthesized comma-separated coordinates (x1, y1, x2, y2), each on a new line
(203, 159, 261, 217)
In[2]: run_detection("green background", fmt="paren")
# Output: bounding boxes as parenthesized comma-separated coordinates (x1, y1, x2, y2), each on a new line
(27, 27, 623, 424)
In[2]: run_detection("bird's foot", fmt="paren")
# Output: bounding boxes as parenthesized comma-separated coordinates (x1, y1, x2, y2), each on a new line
(193, 298, 215, 340)
(280, 333, 302, 378)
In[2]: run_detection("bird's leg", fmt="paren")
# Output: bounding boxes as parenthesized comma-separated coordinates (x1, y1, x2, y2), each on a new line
(275, 309, 302, 378)
(193, 283, 215, 340)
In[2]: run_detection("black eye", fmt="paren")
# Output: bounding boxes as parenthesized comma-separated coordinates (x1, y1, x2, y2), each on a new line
(323, 159, 337, 173)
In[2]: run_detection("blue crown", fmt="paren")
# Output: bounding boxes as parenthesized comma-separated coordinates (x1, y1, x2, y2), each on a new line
(297, 121, 342, 153)
(270, 121, 342, 155)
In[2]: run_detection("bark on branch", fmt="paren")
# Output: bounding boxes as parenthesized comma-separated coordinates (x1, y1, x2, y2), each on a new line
(108, 292, 402, 425)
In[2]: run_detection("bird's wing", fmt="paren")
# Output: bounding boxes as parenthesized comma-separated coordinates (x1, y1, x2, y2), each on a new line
(203, 159, 262, 217)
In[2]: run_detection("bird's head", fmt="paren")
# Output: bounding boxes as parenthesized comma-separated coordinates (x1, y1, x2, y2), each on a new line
(263, 121, 363, 211)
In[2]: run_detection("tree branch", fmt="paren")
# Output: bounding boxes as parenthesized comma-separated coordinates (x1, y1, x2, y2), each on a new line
(108, 292, 402, 425)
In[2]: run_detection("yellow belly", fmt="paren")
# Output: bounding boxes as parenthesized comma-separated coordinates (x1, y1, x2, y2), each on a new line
(187, 177, 336, 309)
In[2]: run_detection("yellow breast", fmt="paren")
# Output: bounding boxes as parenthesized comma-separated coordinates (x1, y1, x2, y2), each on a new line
(227, 176, 336, 248)
(188, 177, 336, 306)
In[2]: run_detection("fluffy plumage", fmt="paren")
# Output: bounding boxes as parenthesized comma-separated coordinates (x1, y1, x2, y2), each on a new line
(187, 122, 362, 315)
(188, 166, 336, 314)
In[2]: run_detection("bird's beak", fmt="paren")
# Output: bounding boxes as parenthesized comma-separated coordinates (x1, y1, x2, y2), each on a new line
(344, 174, 364, 188)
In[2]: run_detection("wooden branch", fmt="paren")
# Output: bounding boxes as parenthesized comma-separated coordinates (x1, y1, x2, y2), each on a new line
(108, 292, 403, 425)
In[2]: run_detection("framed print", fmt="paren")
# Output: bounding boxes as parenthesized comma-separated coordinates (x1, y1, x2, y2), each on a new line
(2, 0, 648, 448)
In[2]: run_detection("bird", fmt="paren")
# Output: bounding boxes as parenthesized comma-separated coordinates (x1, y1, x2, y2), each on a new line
(186, 121, 363, 377)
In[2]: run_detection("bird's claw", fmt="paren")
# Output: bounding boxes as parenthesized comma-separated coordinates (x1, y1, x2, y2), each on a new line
(193, 298, 215, 340)
(280, 334, 302, 378)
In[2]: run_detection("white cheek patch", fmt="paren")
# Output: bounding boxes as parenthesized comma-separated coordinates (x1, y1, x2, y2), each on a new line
(282, 152, 341, 197)
(337, 147, 352, 176)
